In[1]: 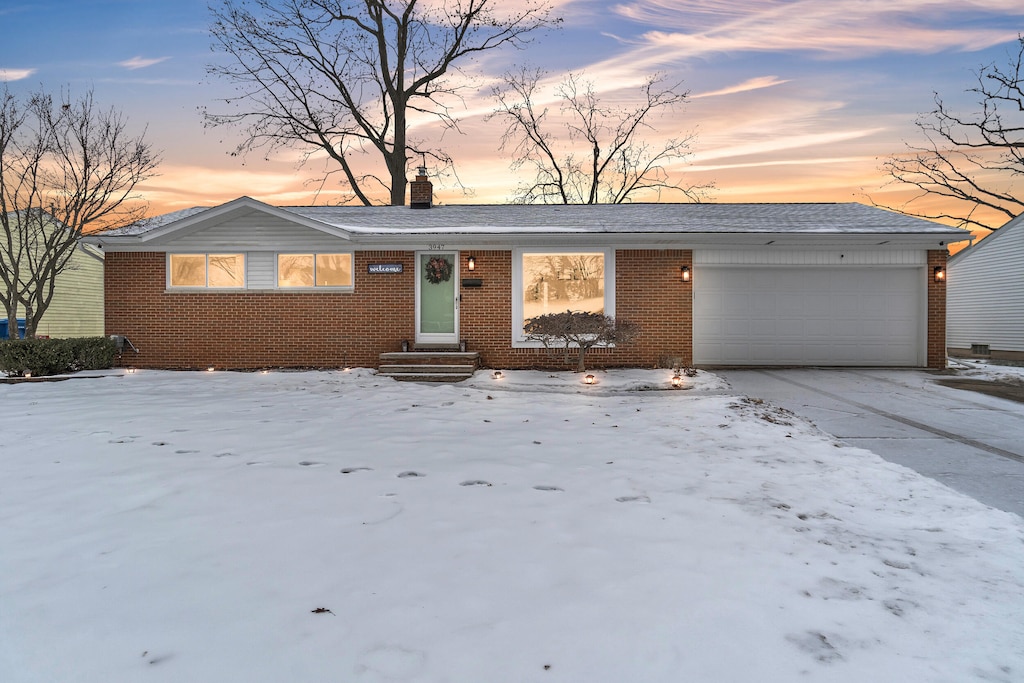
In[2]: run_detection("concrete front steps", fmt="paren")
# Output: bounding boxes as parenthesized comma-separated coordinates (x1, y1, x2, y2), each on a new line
(377, 350, 480, 383)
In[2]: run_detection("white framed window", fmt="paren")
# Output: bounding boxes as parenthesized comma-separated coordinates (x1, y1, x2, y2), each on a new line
(512, 248, 615, 346)
(168, 253, 245, 288)
(277, 253, 353, 289)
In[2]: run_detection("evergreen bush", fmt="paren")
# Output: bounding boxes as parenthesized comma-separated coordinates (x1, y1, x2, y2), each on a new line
(0, 336, 117, 377)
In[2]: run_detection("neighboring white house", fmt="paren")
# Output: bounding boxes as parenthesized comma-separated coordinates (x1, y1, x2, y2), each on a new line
(947, 213, 1024, 360)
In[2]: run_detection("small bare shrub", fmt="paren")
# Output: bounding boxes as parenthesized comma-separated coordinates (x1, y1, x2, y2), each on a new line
(523, 311, 639, 372)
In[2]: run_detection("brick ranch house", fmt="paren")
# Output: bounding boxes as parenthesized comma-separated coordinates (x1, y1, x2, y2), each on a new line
(86, 175, 969, 373)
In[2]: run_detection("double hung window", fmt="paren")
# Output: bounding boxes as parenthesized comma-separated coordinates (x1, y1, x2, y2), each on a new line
(169, 254, 245, 288)
(277, 253, 353, 288)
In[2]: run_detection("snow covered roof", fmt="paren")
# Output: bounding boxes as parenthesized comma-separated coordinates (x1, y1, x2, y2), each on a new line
(99, 198, 969, 239)
(287, 202, 968, 236)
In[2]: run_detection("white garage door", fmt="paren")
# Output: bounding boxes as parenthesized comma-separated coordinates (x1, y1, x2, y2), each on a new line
(693, 267, 924, 366)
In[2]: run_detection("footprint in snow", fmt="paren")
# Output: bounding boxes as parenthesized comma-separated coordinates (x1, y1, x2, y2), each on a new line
(213, 451, 237, 458)
(882, 558, 912, 571)
(615, 495, 651, 504)
(397, 471, 425, 478)
(341, 467, 373, 474)
(298, 461, 325, 467)
(174, 449, 200, 454)
(785, 631, 844, 663)
(460, 480, 492, 487)
(533, 485, 563, 492)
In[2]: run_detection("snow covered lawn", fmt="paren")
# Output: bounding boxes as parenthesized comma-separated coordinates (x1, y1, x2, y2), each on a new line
(2, 368, 1022, 682)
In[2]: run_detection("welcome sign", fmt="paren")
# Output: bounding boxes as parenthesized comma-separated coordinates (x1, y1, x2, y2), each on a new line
(368, 263, 403, 274)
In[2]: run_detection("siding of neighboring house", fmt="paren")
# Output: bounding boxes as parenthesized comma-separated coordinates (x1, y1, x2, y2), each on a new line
(33, 246, 105, 338)
(103, 249, 693, 370)
(2, 229, 105, 338)
(947, 215, 1024, 356)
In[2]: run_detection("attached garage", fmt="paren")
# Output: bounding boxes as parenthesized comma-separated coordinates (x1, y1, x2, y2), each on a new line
(693, 251, 926, 366)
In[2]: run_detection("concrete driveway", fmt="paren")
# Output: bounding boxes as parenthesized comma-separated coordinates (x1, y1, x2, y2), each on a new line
(717, 368, 1024, 518)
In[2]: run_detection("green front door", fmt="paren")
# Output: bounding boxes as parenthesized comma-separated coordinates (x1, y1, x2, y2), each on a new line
(416, 252, 459, 344)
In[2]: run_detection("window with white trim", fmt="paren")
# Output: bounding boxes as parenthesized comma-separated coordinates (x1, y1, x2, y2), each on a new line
(277, 253, 353, 288)
(512, 248, 614, 345)
(169, 254, 245, 288)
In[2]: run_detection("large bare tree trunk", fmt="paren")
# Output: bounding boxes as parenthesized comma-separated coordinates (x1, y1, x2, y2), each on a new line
(206, 0, 557, 205)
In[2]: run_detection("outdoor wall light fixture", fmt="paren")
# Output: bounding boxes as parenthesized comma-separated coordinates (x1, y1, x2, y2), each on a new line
(583, 374, 597, 385)
(934, 265, 946, 282)
(206, 366, 216, 372)
(671, 373, 684, 388)
(492, 370, 503, 380)
(467, 256, 476, 271)
(126, 367, 137, 374)
(680, 265, 691, 283)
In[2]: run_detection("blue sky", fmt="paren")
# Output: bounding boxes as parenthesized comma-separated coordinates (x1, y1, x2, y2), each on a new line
(2, 0, 1023, 228)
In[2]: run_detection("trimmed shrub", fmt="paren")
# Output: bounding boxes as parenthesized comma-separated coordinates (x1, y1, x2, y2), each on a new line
(66, 337, 118, 371)
(0, 336, 117, 377)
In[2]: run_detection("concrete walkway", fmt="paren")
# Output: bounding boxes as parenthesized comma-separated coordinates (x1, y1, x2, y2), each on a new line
(717, 368, 1024, 517)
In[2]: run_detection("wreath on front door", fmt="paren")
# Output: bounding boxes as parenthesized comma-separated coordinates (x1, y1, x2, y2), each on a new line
(424, 256, 453, 284)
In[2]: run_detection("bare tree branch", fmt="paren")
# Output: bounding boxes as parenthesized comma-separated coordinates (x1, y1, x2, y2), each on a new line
(878, 36, 1024, 230)
(0, 86, 159, 338)
(204, 0, 558, 206)
(490, 69, 712, 204)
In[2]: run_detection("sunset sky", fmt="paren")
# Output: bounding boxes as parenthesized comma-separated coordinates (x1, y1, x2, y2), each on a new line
(2, 0, 1023, 239)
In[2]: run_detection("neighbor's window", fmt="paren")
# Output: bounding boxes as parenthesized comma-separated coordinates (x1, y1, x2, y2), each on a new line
(514, 249, 613, 344)
(277, 253, 353, 288)
(169, 254, 245, 288)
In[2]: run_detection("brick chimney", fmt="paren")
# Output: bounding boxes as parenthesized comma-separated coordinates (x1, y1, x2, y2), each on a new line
(409, 166, 432, 209)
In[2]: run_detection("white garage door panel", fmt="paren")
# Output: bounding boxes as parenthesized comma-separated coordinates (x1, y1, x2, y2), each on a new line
(694, 267, 923, 366)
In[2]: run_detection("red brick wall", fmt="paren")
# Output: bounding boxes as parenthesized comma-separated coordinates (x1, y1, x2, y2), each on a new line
(106, 248, 943, 370)
(105, 249, 694, 370)
(458, 250, 693, 370)
(105, 251, 416, 369)
(927, 249, 948, 369)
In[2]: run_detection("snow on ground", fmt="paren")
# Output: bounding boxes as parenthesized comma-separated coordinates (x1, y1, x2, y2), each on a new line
(1, 368, 1023, 683)
(948, 357, 1024, 384)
